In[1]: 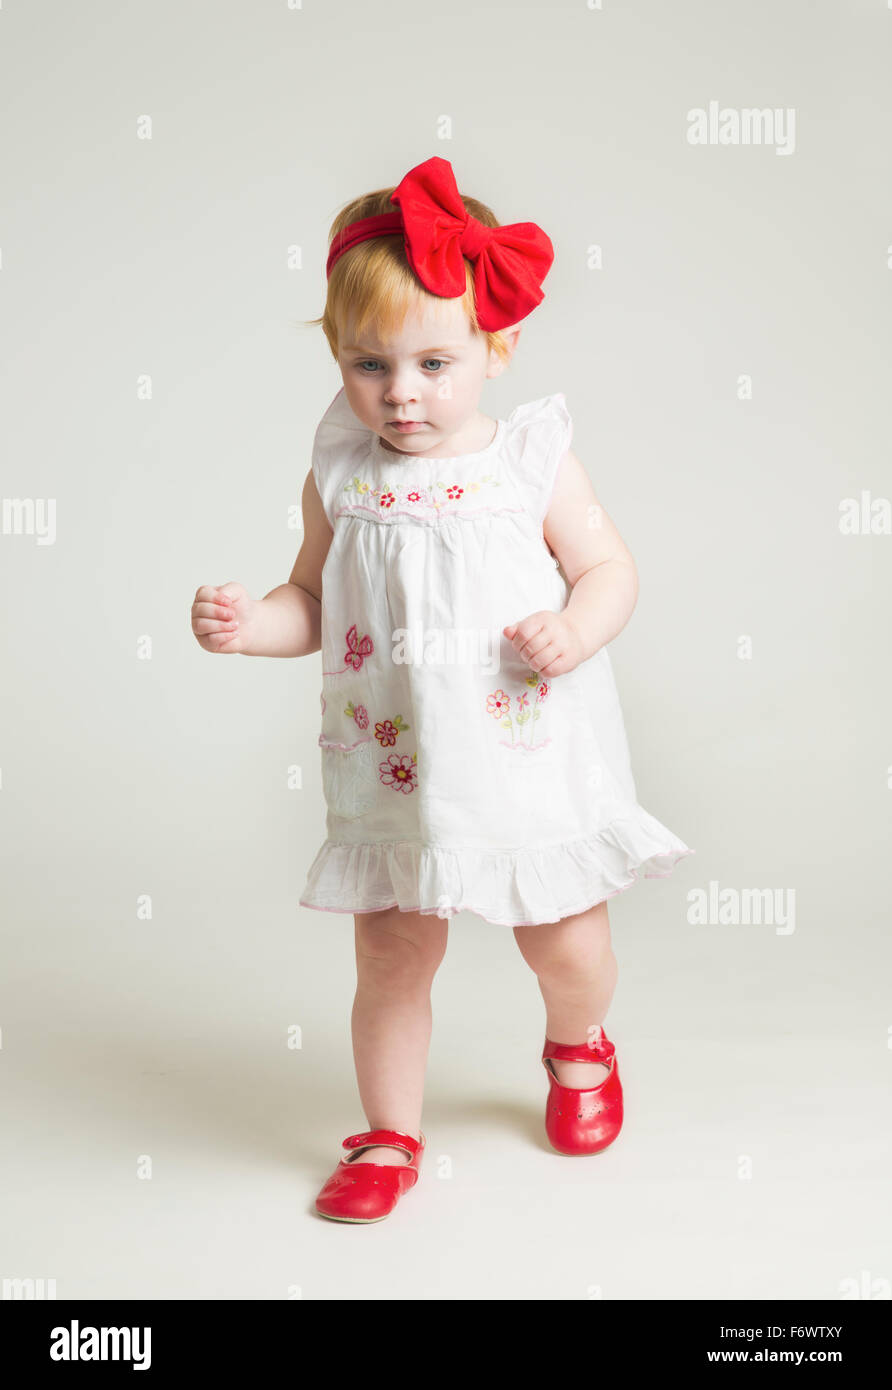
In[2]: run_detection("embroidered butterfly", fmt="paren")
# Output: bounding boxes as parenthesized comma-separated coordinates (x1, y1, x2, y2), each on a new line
(344, 623, 374, 671)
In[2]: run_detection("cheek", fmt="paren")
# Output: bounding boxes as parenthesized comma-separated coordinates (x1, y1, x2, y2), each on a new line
(344, 375, 373, 408)
(431, 369, 474, 410)
(341, 379, 376, 427)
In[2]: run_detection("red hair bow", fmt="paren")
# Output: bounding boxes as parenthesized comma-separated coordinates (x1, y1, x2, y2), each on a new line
(325, 156, 554, 332)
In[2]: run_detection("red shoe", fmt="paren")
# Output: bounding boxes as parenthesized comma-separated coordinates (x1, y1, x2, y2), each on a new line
(542, 1026, 624, 1156)
(314, 1129, 425, 1224)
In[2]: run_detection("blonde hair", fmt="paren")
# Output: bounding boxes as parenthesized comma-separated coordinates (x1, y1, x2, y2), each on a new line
(305, 185, 512, 366)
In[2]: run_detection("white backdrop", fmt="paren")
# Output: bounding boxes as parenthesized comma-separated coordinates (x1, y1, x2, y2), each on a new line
(1, 0, 890, 1300)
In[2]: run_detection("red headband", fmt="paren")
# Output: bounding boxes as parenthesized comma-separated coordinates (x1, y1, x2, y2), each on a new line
(325, 156, 554, 333)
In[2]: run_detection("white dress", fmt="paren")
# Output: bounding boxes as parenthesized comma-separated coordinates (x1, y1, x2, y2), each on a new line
(299, 386, 693, 927)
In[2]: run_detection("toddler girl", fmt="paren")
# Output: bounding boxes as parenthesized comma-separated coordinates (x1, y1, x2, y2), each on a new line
(191, 155, 693, 1224)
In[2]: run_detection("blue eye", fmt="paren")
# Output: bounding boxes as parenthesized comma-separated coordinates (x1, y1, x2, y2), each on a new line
(354, 357, 448, 374)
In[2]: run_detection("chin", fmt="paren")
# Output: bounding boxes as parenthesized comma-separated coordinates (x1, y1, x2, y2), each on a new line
(386, 437, 427, 454)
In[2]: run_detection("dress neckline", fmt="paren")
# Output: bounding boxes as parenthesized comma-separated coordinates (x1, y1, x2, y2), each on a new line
(368, 416, 506, 466)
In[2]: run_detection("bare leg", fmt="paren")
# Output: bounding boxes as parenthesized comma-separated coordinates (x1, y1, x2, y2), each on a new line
(513, 900, 617, 1086)
(349, 906, 448, 1165)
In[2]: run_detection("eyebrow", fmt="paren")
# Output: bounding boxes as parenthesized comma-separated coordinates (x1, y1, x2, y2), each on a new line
(342, 344, 463, 354)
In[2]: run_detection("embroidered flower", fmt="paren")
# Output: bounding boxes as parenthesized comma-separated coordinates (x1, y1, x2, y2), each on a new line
(379, 752, 418, 794)
(486, 678, 550, 750)
(340, 473, 505, 516)
(345, 700, 369, 729)
(344, 623, 374, 671)
(374, 713, 411, 746)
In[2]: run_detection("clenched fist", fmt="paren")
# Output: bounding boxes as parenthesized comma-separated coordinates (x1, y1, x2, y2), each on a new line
(502, 610, 586, 679)
(191, 582, 256, 654)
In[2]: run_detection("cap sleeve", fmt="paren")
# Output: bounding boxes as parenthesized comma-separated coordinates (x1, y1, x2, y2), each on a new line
(504, 393, 573, 529)
(311, 387, 372, 528)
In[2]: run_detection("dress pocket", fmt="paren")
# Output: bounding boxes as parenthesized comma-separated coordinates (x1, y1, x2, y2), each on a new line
(320, 738, 378, 820)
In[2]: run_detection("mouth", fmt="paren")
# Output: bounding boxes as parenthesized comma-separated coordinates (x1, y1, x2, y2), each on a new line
(388, 420, 426, 432)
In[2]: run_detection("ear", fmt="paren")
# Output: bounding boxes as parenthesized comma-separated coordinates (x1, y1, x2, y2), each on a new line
(485, 323, 522, 379)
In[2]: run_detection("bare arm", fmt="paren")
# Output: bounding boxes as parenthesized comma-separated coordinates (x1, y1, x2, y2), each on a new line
(192, 470, 333, 659)
(544, 449, 638, 661)
(242, 470, 333, 657)
(503, 448, 638, 676)
(188, 469, 332, 658)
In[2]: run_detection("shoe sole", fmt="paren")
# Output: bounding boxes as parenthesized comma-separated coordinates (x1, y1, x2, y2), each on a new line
(315, 1208, 390, 1223)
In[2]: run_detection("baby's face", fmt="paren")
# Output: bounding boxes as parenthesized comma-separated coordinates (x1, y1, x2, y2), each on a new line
(337, 295, 512, 458)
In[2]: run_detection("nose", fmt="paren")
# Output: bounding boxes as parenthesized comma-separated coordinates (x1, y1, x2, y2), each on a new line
(383, 370, 420, 405)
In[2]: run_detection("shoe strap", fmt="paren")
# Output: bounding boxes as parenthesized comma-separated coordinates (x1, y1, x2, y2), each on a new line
(342, 1129, 421, 1159)
(543, 1030, 615, 1065)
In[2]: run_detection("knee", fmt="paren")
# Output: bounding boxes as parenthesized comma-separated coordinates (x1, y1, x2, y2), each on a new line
(355, 914, 447, 991)
(515, 919, 615, 985)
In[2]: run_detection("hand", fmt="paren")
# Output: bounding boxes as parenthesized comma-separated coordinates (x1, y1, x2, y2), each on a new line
(191, 582, 256, 654)
(502, 610, 586, 678)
